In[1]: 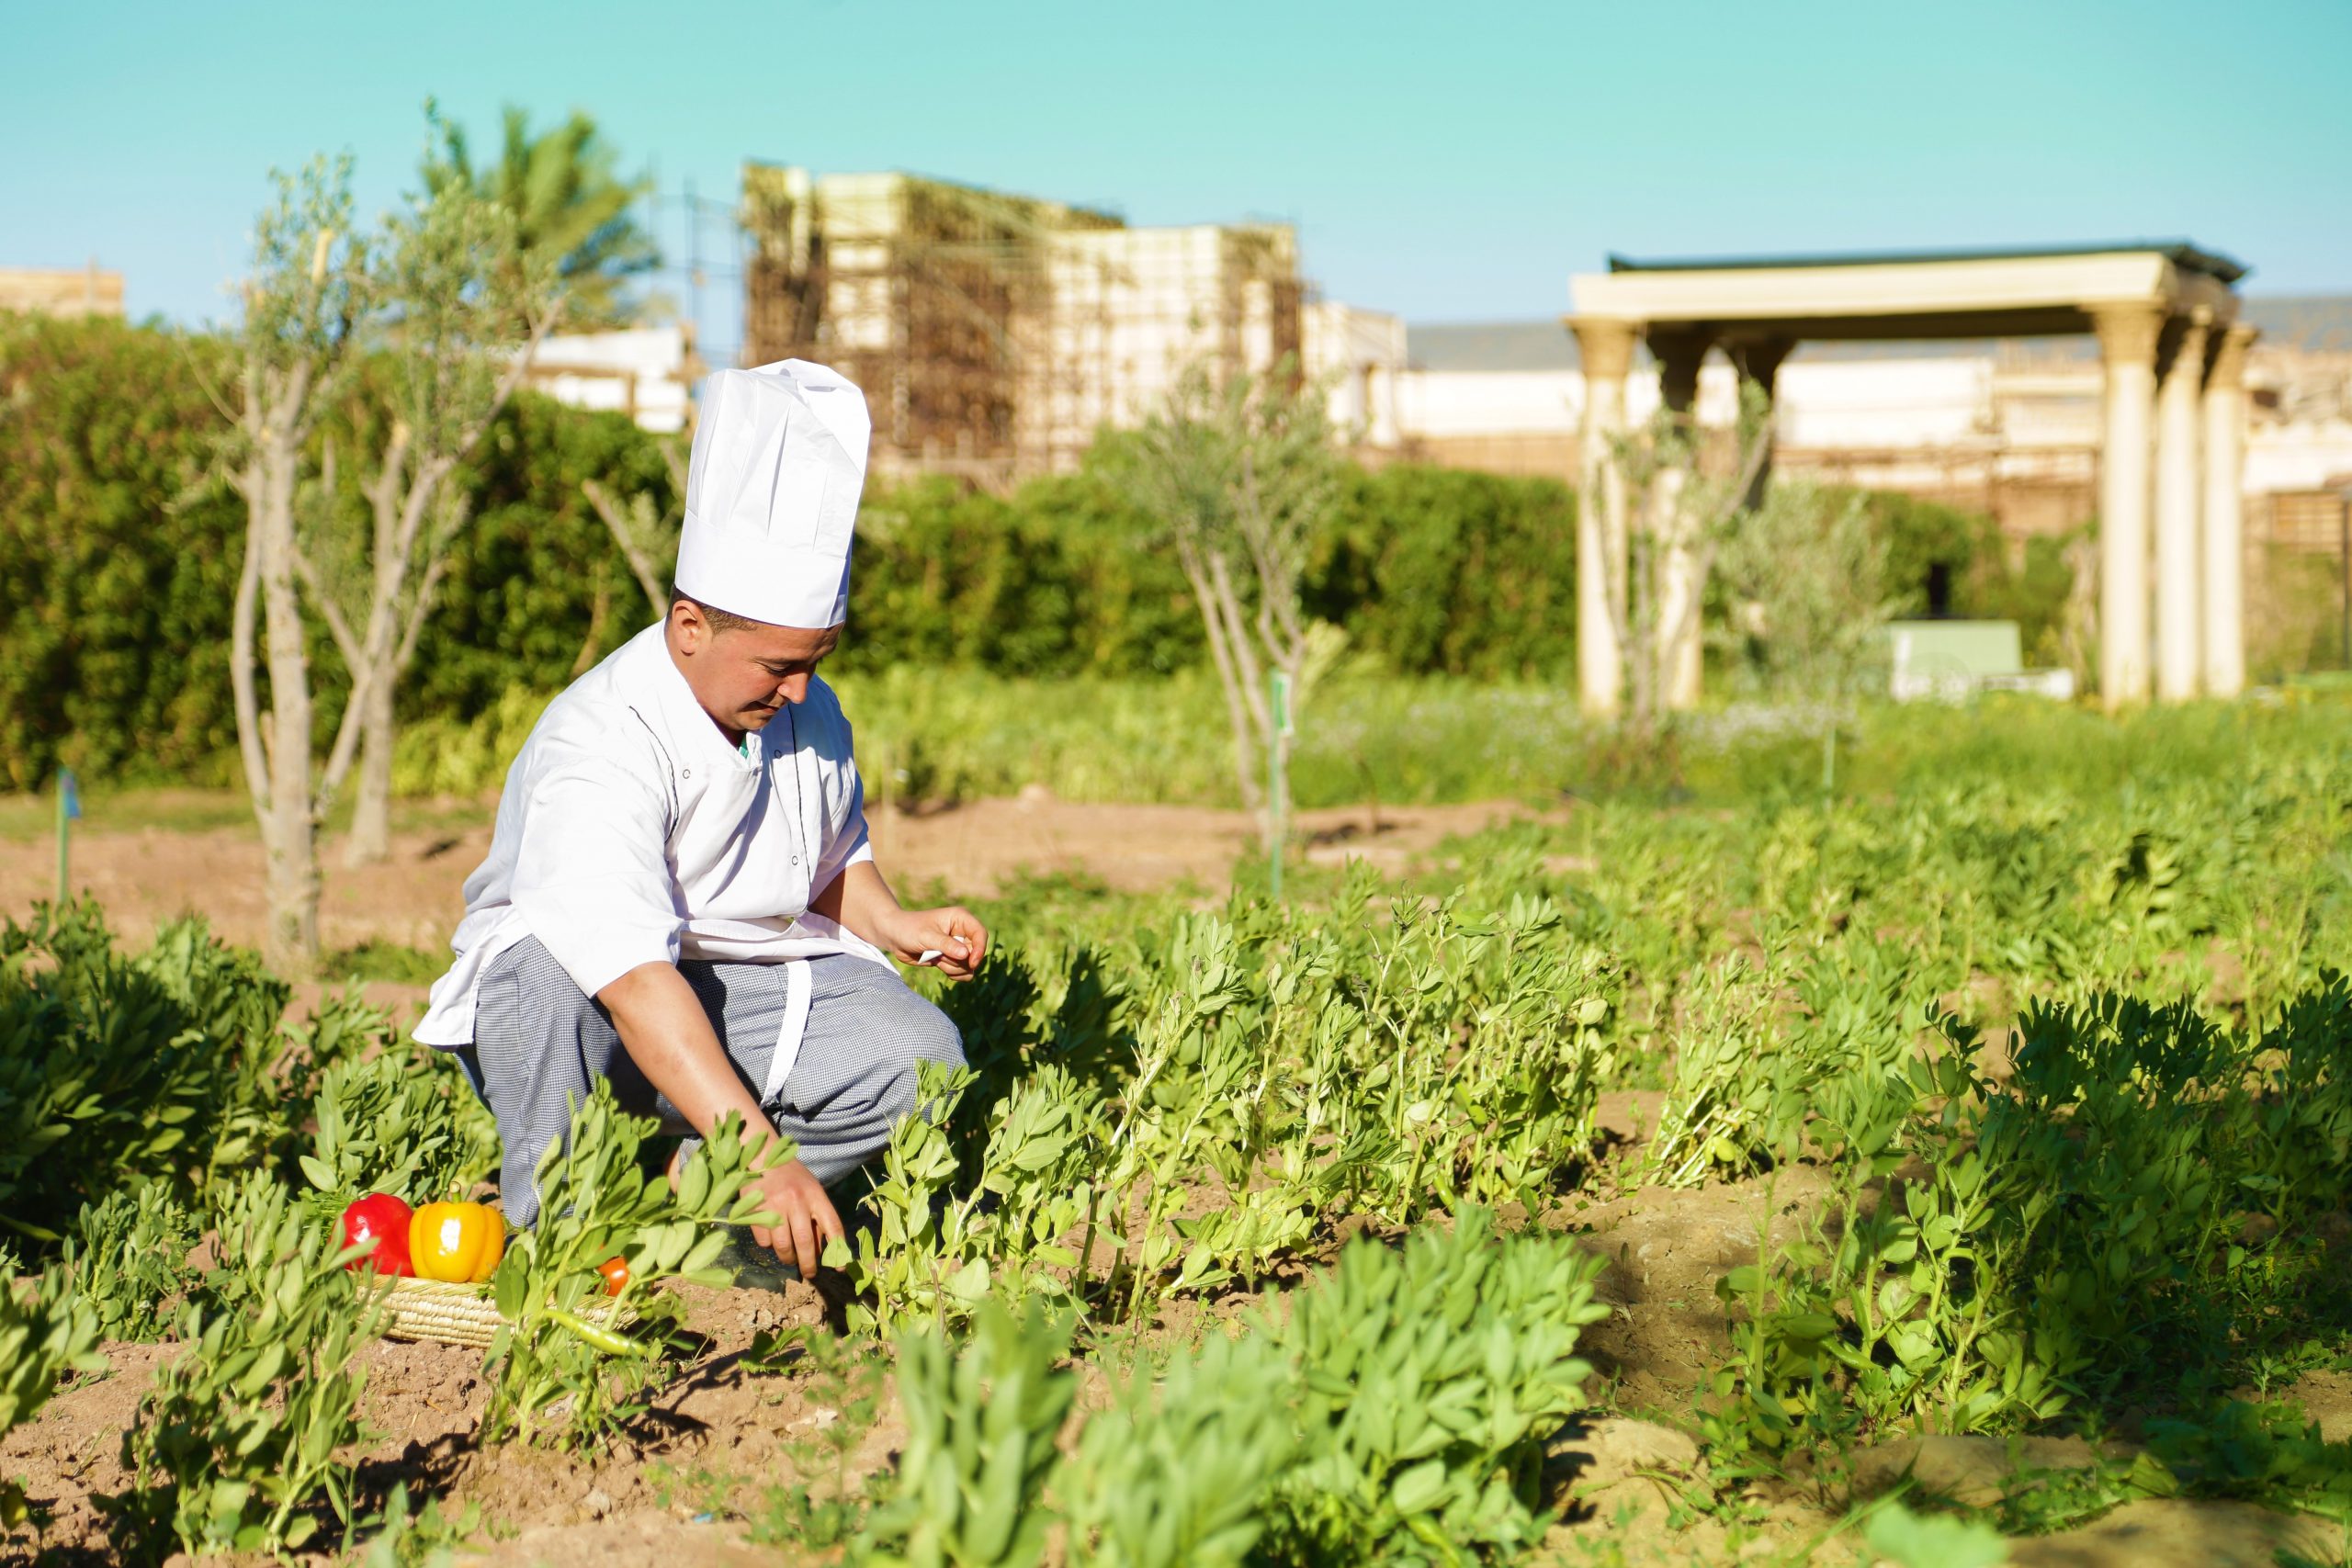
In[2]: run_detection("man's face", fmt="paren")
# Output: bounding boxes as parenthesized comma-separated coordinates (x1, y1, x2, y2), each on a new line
(668, 603, 841, 735)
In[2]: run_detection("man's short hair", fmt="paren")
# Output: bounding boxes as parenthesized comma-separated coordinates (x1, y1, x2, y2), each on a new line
(671, 587, 766, 636)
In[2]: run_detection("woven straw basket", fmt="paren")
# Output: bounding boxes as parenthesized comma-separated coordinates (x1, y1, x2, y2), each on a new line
(379, 1279, 630, 1349)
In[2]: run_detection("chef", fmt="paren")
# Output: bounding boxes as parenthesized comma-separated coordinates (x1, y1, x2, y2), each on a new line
(413, 358, 986, 1280)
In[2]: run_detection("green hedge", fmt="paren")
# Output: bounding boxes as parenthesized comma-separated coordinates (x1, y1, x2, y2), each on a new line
(1312, 465, 1580, 680)
(2, 315, 1599, 789)
(4, 313, 2033, 794)
(0, 314, 245, 788)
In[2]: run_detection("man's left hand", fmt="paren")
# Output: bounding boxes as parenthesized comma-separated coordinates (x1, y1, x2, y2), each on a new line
(881, 905, 989, 981)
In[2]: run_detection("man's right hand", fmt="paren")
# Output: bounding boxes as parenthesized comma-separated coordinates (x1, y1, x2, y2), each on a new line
(602, 962, 848, 1280)
(750, 1155, 844, 1280)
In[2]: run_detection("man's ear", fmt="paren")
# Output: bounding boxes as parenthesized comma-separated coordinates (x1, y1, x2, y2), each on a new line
(670, 598, 705, 654)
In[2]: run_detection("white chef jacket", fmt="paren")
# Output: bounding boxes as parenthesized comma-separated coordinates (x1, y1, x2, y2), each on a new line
(413, 621, 888, 1097)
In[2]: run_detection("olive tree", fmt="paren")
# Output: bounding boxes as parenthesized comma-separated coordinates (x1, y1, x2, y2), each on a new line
(580, 439, 685, 617)
(225, 143, 561, 970)
(1101, 361, 1348, 836)
(300, 169, 562, 866)
(1713, 480, 1897, 699)
(224, 156, 370, 972)
(1712, 479, 1901, 787)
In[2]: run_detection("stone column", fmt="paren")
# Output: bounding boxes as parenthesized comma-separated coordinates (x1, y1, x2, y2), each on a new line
(2153, 312, 2209, 702)
(1650, 327, 1711, 711)
(2200, 324, 2256, 698)
(2093, 303, 2164, 709)
(1571, 316, 1639, 717)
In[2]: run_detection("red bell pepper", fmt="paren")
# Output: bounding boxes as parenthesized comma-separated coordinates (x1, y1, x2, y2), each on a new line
(340, 1193, 415, 1277)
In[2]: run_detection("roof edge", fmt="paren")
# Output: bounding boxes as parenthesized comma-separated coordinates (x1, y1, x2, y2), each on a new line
(1606, 242, 2247, 286)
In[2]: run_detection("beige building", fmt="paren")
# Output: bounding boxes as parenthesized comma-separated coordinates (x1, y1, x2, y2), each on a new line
(1396, 317, 2351, 545)
(738, 164, 1402, 480)
(525, 325, 695, 434)
(1564, 243, 2261, 714)
(0, 264, 124, 319)
(1306, 299, 1406, 447)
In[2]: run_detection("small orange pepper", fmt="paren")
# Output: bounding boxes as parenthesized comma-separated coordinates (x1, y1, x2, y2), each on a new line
(409, 1201, 506, 1283)
(596, 1257, 631, 1296)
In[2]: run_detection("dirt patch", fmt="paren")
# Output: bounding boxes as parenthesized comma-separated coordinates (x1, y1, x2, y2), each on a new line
(6, 794, 1552, 956)
(1559, 1163, 1838, 1417)
(2273, 1365, 2352, 1443)
(2009, 1497, 2349, 1567)
(467, 1513, 779, 1568)
(2, 1277, 867, 1563)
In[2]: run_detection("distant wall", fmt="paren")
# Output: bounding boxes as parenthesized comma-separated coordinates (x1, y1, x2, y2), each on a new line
(0, 266, 123, 319)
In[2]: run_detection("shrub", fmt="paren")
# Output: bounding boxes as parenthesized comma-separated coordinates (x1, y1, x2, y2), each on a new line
(0, 312, 242, 790)
(1310, 463, 1580, 680)
(0, 906, 288, 1246)
(6, 314, 1594, 790)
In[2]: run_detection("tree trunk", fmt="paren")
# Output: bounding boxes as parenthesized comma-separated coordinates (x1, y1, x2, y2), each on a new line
(343, 669, 396, 867)
(257, 434, 322, 976)
(1177, 546, 1263, 814)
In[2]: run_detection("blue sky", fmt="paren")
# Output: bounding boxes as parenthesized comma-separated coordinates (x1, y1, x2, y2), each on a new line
(6, 0, 2346, 361)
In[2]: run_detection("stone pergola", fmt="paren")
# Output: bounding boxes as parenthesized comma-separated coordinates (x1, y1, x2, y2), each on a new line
(1565, 243, 2256, 716)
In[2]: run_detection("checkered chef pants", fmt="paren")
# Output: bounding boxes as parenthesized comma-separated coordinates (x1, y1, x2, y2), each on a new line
(454, 937, 964, 1227)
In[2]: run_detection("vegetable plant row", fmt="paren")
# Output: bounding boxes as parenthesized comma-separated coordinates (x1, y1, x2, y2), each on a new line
(4, 696, 2352, 1562)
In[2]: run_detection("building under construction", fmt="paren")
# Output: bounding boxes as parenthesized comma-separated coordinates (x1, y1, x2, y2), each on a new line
(741, 164, 1306, 481)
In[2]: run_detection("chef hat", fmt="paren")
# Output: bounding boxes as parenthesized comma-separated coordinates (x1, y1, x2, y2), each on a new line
(673, 358, 872, 628)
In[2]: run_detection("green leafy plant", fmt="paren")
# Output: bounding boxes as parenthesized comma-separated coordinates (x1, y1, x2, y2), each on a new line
(846, 886, 1615, 1341)
(345, 1482, 484, 1568)
(115, 1212, 379, 1555)
(61, 1184, 199, 1343)
(860, 1301, 1077, 1568)
(198, 1165, 310, 1317)
(0, 907, 289, 1246)
(2143, 1400, 2352, 1523)
(298, 1047, 500, 1213)
(1860, 1499, 2007, 1568)
(1060, 1333, 1297, 1568)
(481, 1085, 776, 1450)
(1258, 1209, 1611, 1562)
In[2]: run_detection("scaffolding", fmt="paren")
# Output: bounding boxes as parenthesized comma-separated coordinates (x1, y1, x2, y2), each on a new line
(742, 164, 1303, 483)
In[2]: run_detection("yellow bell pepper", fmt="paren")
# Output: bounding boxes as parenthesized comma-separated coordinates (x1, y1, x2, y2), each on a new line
(408, 1201, 506, 1283)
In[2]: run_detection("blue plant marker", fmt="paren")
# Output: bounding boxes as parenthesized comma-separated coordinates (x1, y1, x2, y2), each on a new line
(55, 766, 79, 906)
